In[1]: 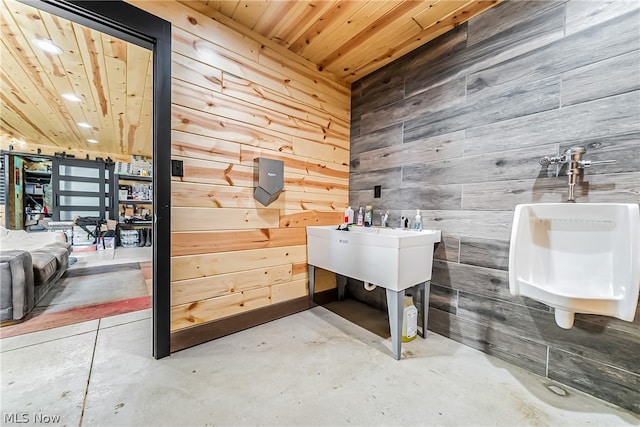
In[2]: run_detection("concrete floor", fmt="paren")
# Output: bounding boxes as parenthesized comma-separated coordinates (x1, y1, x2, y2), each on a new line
(2, 303, 638, 426)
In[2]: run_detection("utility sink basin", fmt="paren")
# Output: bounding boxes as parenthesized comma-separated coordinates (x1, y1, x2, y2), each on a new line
(306, 225, 441, 291)
(306, 225, 441, 360)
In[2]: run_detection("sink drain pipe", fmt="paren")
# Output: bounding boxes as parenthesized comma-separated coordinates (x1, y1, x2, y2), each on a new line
(364, 282, 377, 291)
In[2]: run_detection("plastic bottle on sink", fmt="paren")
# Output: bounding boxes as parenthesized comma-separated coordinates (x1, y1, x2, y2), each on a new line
(344, 206, 354, 224)
(357, 207, 364, 226)
(414, 209, 422, 231)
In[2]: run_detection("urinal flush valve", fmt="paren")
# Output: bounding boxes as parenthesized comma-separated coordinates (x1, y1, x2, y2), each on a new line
(539, 146, 615, 202)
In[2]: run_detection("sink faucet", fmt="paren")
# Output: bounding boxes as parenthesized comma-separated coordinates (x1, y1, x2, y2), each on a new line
(380, 211, 389, 227)
(539, 146, 615, 202)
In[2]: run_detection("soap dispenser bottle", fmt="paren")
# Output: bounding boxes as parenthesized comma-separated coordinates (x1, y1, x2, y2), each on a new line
(414, 209, 422, 231)
(364, 205, 373, 227)
(357, 207, 364, 226)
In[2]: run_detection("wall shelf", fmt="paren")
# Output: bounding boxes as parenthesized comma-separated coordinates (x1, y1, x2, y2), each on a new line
(116, 174, 152, 182)
(119, 199, 152, 204)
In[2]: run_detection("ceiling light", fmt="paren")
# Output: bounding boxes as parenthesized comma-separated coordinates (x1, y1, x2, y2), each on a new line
(77, 122, 92, 128)
(32, 39, 63, 55)
(87, 139, 99, 144)
(62, 93, 82, 102)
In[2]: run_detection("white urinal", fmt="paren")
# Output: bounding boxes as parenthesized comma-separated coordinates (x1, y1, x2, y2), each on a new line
(509, 203, 640, 329)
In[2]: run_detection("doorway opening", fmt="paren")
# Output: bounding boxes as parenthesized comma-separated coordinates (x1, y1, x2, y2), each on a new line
(0, 0, 171, 358)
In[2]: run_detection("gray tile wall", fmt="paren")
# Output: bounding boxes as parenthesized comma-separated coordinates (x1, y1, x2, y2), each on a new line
(348, 0, 640, 413)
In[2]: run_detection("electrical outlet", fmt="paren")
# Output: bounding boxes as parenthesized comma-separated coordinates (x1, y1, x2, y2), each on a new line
(374, 185, 381, 198)
(171, 159, 184, 177)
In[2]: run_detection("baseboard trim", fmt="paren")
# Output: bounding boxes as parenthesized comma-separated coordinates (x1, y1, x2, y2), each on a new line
(170, 296, 310, 353)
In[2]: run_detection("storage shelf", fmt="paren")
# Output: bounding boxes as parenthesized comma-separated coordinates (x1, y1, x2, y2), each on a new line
(118, 199, 152, 204)
(24, 170, 51, 176)
(116, 174, 152, 182)
(118, 221, 153, 226)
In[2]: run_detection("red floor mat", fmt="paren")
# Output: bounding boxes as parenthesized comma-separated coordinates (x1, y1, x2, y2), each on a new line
(0, 296, 151, 338)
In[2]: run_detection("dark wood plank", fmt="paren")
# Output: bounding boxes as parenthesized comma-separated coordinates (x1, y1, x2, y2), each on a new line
(467, 0, 567, 47)
(360, 77, 466, 136)
(416, 210, 514, 241)
(373, 24, 468, 100)
(404, 77, 560, 143)
(456, 292, 640, 374)
(467, 9, 640, 97)
(352, 184, 462, 212)
(356, 130, 464, 172)
(559, 132, 640, 175)
(403, 143, 559, 187)
(562, 50, 640, 107)
(349, 168, 402, 192)
(548, 349, 640, 414)
(431, 260, 547, 310)
(350, 123, 403, 156)
(429, 284, 457, 315)
(463, 172, 640, 210)
(429, 307, 548, 376)
(459, 237, 510, 271)
(405, 5, 565, 98)
(565, 0, 640, 36)
(434, 235, 460, 262)
(464, 92, 638, 156)
(352, 73, 404, 119)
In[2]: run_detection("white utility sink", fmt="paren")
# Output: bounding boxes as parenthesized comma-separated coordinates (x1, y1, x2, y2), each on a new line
(306, 225, 441, 359)
(307, 225, 441, 291)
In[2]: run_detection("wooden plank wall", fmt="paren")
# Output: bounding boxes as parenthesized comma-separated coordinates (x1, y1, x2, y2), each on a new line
(349, 0, 640, 413)
(128, 1, 349, 341)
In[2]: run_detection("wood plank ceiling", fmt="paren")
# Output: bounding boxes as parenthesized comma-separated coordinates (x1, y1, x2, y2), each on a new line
(0, 0, 153, 159)
(0, 0, 498, 158)
(179, 0, 500, 83)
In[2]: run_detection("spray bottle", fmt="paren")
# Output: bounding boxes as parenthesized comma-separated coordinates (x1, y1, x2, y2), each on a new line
(357, 207, 364, 226)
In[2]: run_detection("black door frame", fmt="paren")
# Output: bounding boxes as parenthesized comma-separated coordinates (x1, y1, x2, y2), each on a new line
(19, 0, 172, 358)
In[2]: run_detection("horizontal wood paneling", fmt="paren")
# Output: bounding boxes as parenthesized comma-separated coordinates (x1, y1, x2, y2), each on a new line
(354, 131, 465, 172)
(547, 349, 640, 414)
(561, 50, 640, 107)
(279, 210, 343, 228)
(171, 287, 272, 330)
(464, 91, 639, 157)
(404, 6, 565, 99)
(466, 8, 639, 96)
(170, 297, 309, 353)
(350, 123, 403, 155)
(143, 0, 352, 340)
(171, 207, 280, 231)
(459, 237, 510, 271)
(171, 130, 240, 164)
(172, 264, 293, 306)
(239, 146, 349, 179)
(456, 292, 640, 375)
(429, 307, 547, 376)
(171, 228, 306, 256)
(349, 0, 640, 411)
(434, 236, 460, 263)
(171, 246, 307, 282)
